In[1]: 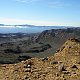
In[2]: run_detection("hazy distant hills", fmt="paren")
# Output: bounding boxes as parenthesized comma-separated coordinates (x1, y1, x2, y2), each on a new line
(0, 24, 69, 33)
(0, 24, 68, 28)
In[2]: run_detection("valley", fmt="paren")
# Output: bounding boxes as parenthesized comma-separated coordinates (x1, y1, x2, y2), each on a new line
(0, 27, 80, 64)
(0, 27, 80, 80)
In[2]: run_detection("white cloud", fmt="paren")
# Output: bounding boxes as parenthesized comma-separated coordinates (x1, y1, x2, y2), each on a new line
(15, 26, 29, 28)
(15, 0, 40, 3)
(47, 0, 71, 8)
(14, 0, 71, 8)
(0, 26, 15, 28)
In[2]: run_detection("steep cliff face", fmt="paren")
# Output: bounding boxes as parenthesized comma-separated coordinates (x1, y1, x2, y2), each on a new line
(0, 38, 80, 80)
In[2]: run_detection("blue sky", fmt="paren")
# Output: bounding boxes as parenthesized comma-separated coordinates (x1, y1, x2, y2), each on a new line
(0, 0, 80, 26)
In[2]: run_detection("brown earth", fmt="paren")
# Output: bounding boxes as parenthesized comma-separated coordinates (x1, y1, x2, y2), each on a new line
(0, 38, 80, 80)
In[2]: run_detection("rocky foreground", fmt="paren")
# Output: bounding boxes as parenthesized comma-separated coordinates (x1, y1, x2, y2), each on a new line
(0, 38, 80, 80)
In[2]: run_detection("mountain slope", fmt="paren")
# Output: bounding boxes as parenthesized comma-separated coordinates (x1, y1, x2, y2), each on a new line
(0, 38, 80, 80)
(54, 38, 80, 63)
(35, 28, 80, 56)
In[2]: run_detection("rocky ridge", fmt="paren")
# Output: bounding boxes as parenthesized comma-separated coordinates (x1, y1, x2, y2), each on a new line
(0, 38, 80, 80)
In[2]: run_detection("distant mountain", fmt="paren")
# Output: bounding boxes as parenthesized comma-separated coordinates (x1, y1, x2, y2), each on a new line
(0, 24, 68, 28)
(0, 24, 69, 28)
(0, 24, 5, 26)
(0, 24, 69, 33)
